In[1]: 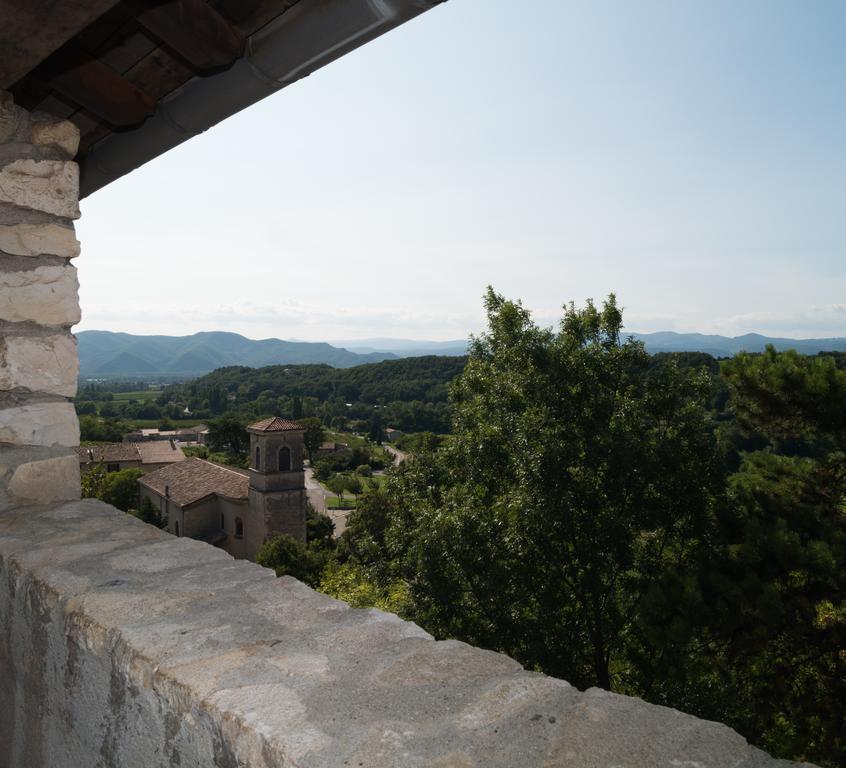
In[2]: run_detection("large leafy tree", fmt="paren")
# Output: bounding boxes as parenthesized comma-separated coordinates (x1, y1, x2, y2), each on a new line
(81, 466, 144, 512)
(206, 412, 249, 455)
(643, 347, 846, 766)
(358, 289, 720, 690)
(300, 417, 325, 461)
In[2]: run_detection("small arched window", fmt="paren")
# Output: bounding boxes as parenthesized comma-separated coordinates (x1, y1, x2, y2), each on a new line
(278, 446, 291, 472)
(174, 520, 180, 537)
(235, 517, 244, 539)
(255, 446, 261, 470)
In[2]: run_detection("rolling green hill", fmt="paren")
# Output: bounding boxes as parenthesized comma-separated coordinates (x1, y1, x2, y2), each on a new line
(77, 331, 397, 377)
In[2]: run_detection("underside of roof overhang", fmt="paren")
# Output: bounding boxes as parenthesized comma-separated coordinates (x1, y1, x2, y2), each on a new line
(1, 0, 444, 197)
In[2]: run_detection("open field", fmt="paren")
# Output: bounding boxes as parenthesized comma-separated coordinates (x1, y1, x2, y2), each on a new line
(110, 390, 162, 401)
(323, 430, 392, 464)
(125, 418, 200, 429)
(325, 494, 358, 510)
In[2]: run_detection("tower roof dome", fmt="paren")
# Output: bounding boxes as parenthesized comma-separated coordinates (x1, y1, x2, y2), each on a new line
(247, 417, 305, 433)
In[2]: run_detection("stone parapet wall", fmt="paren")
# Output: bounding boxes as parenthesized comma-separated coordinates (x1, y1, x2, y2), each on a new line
(0, 91, 81, 509)
(0, 500, 808, 768)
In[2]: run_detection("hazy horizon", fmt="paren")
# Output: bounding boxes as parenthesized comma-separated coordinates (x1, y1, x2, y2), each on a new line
(76, 327, 846, 345)
(77, 0, 846, 341)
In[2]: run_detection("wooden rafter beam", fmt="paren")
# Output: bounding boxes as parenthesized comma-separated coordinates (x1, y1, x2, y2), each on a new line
(45, 48, 156, 127)
(0, 0, 122, 89)
(209, 0, 264, 24)
(127, 0, 245, 72)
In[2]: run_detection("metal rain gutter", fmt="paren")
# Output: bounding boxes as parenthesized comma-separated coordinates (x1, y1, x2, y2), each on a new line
(79, 0, 445, 198)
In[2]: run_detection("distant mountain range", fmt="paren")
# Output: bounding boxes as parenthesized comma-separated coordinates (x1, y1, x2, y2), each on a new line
(76, 331, 398, 378)
(630, 332, 846, 357)
(77, 330, 846, 379)
(330, 338, 470, 357)
(333, 333, 846, 358)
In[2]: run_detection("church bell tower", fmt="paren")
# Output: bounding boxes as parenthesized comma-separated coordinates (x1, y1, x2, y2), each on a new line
(247, 417, 307, 545)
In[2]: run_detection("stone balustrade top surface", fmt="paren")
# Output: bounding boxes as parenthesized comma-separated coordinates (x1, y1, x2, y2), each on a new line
(0, 500, 810, 767)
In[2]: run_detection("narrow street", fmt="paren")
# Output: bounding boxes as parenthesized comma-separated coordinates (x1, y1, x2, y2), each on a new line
(304, 465, 350, 537)
(383, 444, 408, 466)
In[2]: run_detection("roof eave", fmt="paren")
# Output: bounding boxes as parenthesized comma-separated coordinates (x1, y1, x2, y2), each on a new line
(80, 0, 446, 198)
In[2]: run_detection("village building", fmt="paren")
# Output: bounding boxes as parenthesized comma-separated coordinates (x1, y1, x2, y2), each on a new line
(125, 424, 208, 444)
(384, 427, 404, 443)
(76, 443, 142, 474)
(76, 440, 185, 473)
(138, 417, 307, 560)
(314, 440, 344, 457)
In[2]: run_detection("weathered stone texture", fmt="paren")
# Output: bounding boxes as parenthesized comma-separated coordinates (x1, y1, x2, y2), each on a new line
(0, 92, 29, 144)
(0, 333, 79, 397)
(30, 115, 80, 159)
(0, 222, 80, 257)
(3, 454, 80, 506)
(0, 403, 79, 447)
(0, 159, 80, 218)
(0, 500, 812, 768)
(0, 264, 80, 325)
(0, 91, 82, 512)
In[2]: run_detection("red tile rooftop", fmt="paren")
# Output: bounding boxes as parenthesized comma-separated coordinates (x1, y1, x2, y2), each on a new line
(247, 417, 304, 433)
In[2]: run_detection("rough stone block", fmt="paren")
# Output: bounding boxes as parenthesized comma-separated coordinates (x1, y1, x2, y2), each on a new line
(0, 333, 78, 397)
(0, 92, 29, 144)
(0, 264, 80, 325)
(4, 453, 80, 505)
(30, 115, 80, 159)
(0, 222, 79, 257)
(0, 402, 79, 447)
(0, 159, 79, 218)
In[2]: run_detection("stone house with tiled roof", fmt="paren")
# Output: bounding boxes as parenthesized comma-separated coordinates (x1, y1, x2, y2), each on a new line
(76, 440, 185, 474)
(139, 418, 306, 560)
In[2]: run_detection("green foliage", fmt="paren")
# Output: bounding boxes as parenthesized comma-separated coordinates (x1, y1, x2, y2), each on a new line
(339, 291, 720, 692)
(182, 445, 209, 460)
(637, 346, 846, 766)
(162, 356, 465, 433)
(300, 417, 325, 460)
(256, 535, 324, 585)
(78, 414, 132, 442)
(395, 431, 443, 453)
(81, 466, 144, 513)
(318, 562, 411, 616)
(723, 345, 846, 451)
(313, 445, 382, 479)
(131, 496, 167, 528)
(206, 412, 249, 455)
(257, 505, 337, 587)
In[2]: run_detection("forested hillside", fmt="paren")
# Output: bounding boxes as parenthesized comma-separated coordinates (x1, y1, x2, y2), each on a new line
(165, 355, 467, 434)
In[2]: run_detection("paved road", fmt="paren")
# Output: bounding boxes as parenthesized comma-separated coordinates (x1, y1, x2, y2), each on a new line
(383, 444, 408, 466)
(304, 466, 350, 537)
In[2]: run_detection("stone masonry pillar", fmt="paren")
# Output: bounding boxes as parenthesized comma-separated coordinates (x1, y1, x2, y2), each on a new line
(0, 91, 82, 509)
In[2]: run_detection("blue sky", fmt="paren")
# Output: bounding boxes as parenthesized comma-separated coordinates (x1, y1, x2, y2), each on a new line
(76, 0, 846, 341)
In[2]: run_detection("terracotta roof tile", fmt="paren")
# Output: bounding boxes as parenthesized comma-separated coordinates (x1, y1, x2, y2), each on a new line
(136, 441, 186, 465)
(248, 417, 304, 433)
(139, 458, 248, 507)
(76, 443, 140, 464)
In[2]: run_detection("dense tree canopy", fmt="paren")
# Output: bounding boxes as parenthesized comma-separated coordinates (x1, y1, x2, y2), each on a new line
(342, 290, 720, 689)
(637, 347, 846, 765)
(334, 296, 845, 767)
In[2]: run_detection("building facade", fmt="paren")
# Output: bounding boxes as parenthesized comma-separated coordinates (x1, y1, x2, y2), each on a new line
(138, 418, 307, 560)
